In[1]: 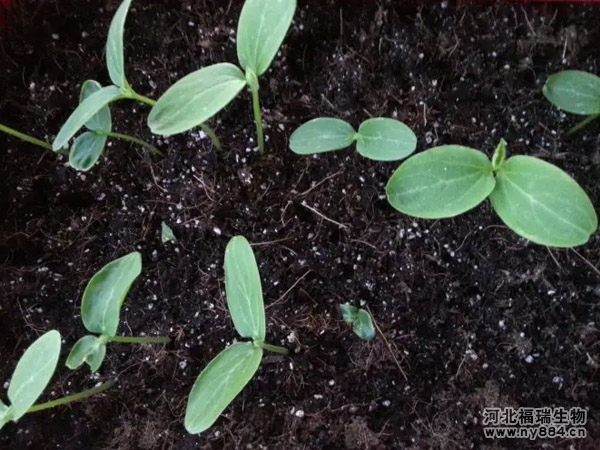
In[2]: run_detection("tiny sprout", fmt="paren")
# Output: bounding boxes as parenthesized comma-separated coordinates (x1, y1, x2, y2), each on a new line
(0, 330, 114, 431)
(161, 221, 177, 244)
(185, 236, 289, 434)
(66, 252, 170, 372)
(340, 304, 375, 341)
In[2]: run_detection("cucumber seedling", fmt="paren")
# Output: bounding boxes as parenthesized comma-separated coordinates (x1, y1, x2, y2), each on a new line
(386, 139, 597, 247)
(0, 123, 57, 152)
(66, 252, 170, 372)
(185, 236, 289, 434)
(0, 330, 114, 431)
(340, 304, 375, 341)
(289, 117, 417, 161)
(148, 0, 296, 153)
(543, 70, 600, 135)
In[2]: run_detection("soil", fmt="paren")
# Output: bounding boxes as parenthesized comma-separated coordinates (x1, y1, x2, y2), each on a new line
(1, 1, 600, 449)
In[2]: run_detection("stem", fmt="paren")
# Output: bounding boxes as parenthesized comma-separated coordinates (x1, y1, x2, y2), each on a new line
(107, 131, 163, 156)
(566, 114, 600, 136)
(259, 342, 289, 355)
(108, 335, 171, 344)
(129, 91, 221, 150)
(0, 123, 53, 151)
(27, 381, 115, 413)
(250, 86, 265, 154)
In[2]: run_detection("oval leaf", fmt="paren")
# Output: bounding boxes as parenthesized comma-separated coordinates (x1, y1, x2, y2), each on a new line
(356, 118, 417, 161)
(66, 335, 107, 372)
(82, 252, 142, 336)
(53, 85, 122, 151)
(80, 80, 112, 133)
(354, 309, 375, 341)
(224, 236, 266, 340)
(185, 342, 262, 434)
(148, 63, 246, 136)
(386, 145, 496, 219)
(289, 118, 356, 155)
(340, 303, 359, 324)
(69, 131, 108, 171)
(543, 70, 600, 116)
(106, 0, 133, 88)
(236, 0, 296, 76)
(7, 330, 61, 421)
(490, 156, 597, 247)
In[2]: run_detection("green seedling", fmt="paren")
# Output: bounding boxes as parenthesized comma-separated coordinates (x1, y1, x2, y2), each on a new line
(0, 330, 114, 431)
(543, 70, 600, 135)
(340, 304, 375, 341)
(148, 0, 296, 153)
(160, 221, 176, 244)
(52, 0, 219, 153)
(289, 117, 417, 161)
(0, 123, 59, 151)
(185, 236, 288, 434)
(386, 139, 597, 247)
(66, 252, 170, 372)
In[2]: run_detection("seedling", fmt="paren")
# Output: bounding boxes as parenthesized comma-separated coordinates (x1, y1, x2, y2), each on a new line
(543, 70, 600, 135)
(289, 117, 417, 161)
(185, 236, 288, 434)
(386, 139, 597, 247)
(66, 252, 170, 372)
(160, 221, 176, 244)
(0, 123, 56, 151)
(148, 0, 296, 153)
(340, 304, 375, 341)
(52, 0, 220, 153)
(0, 330, 114, 431)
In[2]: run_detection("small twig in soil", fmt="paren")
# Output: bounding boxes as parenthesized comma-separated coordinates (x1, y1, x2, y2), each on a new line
(366, 306, 408, 382)
(267, 270, 311, 310)
(301, 201, 349, 229)
(296, 170, 343, 197)
(570, 248, 600, 278)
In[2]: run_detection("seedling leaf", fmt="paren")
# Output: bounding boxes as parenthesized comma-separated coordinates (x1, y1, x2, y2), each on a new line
(492, 138, 506, 170)
(543, 70, 600, 116)
(185, 342, 262, 434)
(69, 131, 108, 171)
(66, 335, 107, 372)
(340, 303, 359, 324)
(356, 118, 417, 161)
(81, 252, 142, 336)
(224, 236, 266, 341)
(237, 0, 296, 76)
(80, 80, 112, 133)
(106, 0, 133, 88)
(53, 86, 123, 151)
(148, 63, 246, 136)
(386, 145, 496, 218)
(161, 222, 176, 244)
(490, 155, 597, 247)
(7, 330, 61, 422)
(354, 309, 375, 341)
(289, 118, 356, 155)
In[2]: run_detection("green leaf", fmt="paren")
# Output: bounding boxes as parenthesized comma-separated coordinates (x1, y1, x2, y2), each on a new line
(69, 131, 108, 171)
(492, 138, 506, 170)
(543, 70, 600, 116)
(236, 0, 296, 76)
(161, 221, 176, 244)
(66, 335, 107, 372)
(490, 155, 597, 247)
(80, 80, 112, 133)
(53, 86, 123, 151)
(353, 309, 375, 341)
(289, 118, 356, 155)
(386, 145, 496, 219)
(224, 236, 266, 341)
(148, 63, 246, 136)
(185, 342, 262, 434)
(7, 330, 61, 422)
(340, 303, 359, 324)
(81, 252, 142, 336)
(355, 118, 417, 161)
(106, 0, 133, 88)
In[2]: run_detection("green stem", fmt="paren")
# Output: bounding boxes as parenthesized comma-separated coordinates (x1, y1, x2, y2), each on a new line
(129, 91, 221, 150)
(27, 380, 115, 413)
(0, 123, 53, 151)
(107, 131, 163, 156)
(566, 114, 600, 136)
(258, 342, 289, 355)
(250, 86, 265, 154)
(108, 335, 171, 344)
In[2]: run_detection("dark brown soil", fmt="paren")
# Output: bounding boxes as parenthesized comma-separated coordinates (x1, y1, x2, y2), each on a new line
(1, 1, 600, 449)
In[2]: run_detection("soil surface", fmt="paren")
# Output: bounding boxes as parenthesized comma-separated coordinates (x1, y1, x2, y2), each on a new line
(1, 1, 600, 449)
